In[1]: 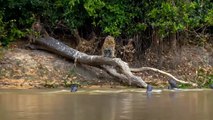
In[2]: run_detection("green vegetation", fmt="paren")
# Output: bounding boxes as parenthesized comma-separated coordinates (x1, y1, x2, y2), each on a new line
(196, 67, 213, 88)
(0, 0, 212, 45)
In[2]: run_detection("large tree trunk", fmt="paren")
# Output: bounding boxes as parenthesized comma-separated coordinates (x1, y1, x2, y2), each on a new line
(30, 36, 148, 88)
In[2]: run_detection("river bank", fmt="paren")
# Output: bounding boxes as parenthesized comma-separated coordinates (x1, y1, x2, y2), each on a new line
(0, 41, 212, 89)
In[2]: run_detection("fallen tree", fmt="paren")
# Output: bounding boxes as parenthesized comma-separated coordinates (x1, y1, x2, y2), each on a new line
(29, 36, 197, 88)
(29, 36, 148, 87)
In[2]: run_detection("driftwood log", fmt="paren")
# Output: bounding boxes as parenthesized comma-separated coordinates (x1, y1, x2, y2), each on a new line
(30, 36, 197, 88)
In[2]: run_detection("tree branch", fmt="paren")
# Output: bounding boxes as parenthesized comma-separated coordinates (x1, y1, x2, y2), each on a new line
(130, 67, 197, 87)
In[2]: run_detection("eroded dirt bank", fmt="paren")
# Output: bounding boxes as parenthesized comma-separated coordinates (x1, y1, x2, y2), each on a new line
(0, 48, 118, 89)
(0, 44, 212, 89)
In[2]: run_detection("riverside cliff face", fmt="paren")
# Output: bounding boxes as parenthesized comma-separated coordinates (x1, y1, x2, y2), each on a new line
(0, 44, 212, 89)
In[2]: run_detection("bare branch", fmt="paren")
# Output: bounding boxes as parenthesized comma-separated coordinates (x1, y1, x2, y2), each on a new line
(130, 67, 198, 87)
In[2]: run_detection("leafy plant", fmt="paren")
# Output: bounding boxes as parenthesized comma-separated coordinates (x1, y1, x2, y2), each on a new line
(195, 67, 213, 87)
(0, 0, 212, 45)
(0, 15, 25, 46)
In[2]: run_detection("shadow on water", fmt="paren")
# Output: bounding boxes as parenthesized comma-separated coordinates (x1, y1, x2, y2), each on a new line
(0, 89, 213, 120)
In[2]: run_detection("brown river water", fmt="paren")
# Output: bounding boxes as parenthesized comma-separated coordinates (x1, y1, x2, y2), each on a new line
(0, 89, 213, 120)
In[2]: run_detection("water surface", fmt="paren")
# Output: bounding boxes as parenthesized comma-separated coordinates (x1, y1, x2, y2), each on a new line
(0, 89, 213, 120)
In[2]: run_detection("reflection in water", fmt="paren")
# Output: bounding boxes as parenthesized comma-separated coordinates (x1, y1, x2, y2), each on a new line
(0, 90, 213, 120)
